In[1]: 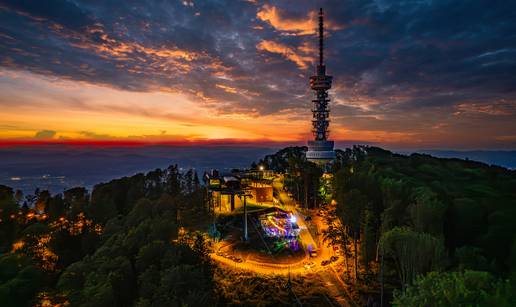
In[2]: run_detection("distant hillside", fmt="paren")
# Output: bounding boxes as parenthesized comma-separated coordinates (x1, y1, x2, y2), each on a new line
(409, 150, 516, 169)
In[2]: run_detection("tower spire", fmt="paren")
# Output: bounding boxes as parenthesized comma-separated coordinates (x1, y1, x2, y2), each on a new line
(319, 8, 324, 66)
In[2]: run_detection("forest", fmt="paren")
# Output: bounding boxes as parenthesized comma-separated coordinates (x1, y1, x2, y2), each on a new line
(0, 166, 217, 306)
(0, 163, 327, 306)
(1, 146, 515, 306)
(260, 146, 516, 305)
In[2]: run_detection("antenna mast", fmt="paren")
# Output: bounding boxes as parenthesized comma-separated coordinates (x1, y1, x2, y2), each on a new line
(319, 8, 324, 66)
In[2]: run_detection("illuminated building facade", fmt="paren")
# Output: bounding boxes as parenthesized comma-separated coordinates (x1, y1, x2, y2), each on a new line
(306, 8, 336, 164)
(204, 169, 273, 213)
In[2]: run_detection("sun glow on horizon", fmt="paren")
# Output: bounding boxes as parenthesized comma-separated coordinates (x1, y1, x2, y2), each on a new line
(0, 69, 313, 143)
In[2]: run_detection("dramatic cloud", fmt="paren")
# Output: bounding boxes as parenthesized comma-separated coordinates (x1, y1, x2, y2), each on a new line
(257, 4, 317, 35)
(256, 40, 312, 69)
(256, 4, 342, 35)
(1, 0, 516, 149)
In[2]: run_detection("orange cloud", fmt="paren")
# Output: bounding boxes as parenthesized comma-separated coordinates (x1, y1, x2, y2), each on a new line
(257, 5, 315, 35)
(216, 84, 238, 94)
(257, 5, 342, 35)
(454, 101, 515, 116)
(60, 26, 231, 78)
(297, 40, 317, 54)
(257, 40, 312, 69)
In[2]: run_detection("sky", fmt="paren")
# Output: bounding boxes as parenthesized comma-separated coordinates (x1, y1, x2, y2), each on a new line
(0, 0, 515, 150)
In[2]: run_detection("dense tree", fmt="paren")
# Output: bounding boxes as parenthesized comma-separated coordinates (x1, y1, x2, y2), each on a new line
(380, 227, 444, 288)
(89, 182, 119, 224)
(35, 190, 50, 213)
(52, 171, 212, 306)
(447, 198, 486, 249)
(322, 221, 351, 273)
(0, 187, 19, 252)
(361, 204, 379, 269)
(0, 253, 44, 307)
(0, 164, 205, 306)
(330, 145, 516, 298)
(63, 187, 89, 217)
(165, 164, 181, 196)
(46, 194, 65, 220)
(337, 189, 368, 279)
(393, 270, 515, 306)
(408, 187, 446, 236)
(455, 245, 490, 271)
(258, 147, 323, 208)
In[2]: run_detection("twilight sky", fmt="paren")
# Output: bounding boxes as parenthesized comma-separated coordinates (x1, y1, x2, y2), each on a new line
(0, 0, 515, 149)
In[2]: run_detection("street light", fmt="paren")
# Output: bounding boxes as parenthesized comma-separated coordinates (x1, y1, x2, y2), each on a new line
(259, 165, 264, 171)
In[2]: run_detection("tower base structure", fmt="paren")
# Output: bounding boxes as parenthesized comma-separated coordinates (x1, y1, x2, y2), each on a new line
(306, 140, 335, 164)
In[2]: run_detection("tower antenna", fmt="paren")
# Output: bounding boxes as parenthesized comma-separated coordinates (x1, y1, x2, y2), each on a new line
(319, 8, 324, 66)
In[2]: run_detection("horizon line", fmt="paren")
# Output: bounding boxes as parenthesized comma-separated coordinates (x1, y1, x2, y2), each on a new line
(0, 139, 515, 152)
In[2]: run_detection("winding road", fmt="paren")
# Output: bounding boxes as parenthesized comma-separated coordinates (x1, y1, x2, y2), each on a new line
(210, 175, 355, 306)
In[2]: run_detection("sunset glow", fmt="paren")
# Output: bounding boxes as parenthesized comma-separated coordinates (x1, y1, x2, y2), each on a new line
(1, 1, 515, 149)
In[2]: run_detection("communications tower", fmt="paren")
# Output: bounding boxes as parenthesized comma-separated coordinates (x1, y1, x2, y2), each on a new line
(306, 8, 336, 164)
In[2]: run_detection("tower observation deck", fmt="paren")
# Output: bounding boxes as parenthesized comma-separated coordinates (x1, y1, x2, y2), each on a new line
(306, 8, 336, 164)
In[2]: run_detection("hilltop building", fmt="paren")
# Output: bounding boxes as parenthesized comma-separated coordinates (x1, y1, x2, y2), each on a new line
(204, 169, 274, 213)
(306, 8, 336, 164)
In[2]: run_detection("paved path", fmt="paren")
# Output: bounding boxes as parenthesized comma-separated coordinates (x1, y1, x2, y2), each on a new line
(210, 176, 354, 306)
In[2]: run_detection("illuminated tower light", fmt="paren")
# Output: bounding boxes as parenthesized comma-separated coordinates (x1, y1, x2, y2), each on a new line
(306, 8, 336, 164)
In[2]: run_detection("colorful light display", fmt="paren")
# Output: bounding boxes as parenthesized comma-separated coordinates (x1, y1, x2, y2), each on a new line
(258, 209, 300, 251)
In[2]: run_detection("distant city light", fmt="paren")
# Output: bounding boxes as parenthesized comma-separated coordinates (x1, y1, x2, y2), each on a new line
(259, 165, 264, 171)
